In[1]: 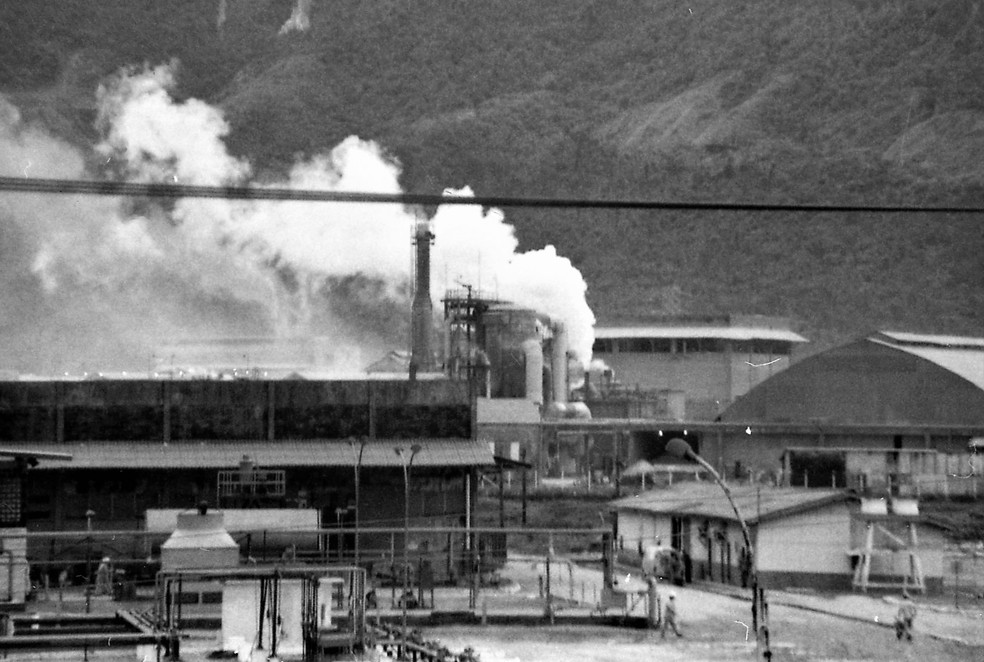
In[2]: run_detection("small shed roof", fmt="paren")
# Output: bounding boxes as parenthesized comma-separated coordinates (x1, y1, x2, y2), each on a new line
(25, 439, 495, 470)
(621, 459, 656, 477)
(610, 483, 849, 525)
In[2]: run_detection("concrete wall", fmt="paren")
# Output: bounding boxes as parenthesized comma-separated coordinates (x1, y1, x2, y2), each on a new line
(601, 352, 732, 402)
(614, 502, 953, 594)
(616, 510, 669, 553)
(757, 504, 853, 585)
(594, 345, 793, 419)
(707, 430, 976, 483)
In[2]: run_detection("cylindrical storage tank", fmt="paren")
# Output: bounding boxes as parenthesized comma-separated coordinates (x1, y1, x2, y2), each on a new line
(161, 511, 239, 570)
(473, 348, 492, 398)
(551, 323, 568, 404)
(567, 401, 592, 420)
(522, 339, 544, 405)
(544, 402, 568, 419)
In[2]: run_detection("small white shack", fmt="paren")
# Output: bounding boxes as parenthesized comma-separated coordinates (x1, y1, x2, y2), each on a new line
(610, 483, 949, 593)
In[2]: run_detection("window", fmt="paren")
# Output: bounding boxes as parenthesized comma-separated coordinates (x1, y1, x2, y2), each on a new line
(651, 339, 672, 352)
(751, 340, 791, 355)
(592, 338, 614, 353)
(700, 339, 724, 352)
(619, 338, 653, 352)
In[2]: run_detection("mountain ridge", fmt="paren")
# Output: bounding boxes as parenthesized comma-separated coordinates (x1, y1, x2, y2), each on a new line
(1, 0, 983, 354)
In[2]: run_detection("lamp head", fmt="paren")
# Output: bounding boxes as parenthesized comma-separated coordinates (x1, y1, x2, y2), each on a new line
(665, 437, 692, 460)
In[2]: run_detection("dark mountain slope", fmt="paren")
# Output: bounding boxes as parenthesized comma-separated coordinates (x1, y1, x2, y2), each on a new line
(2, 0, 983, 348)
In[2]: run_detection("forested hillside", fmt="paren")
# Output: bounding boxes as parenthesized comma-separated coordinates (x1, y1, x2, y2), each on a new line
(2, 0, 983, 351)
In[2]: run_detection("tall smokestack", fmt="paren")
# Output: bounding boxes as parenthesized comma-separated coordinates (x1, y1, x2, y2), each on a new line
(410, 221, 435, 378)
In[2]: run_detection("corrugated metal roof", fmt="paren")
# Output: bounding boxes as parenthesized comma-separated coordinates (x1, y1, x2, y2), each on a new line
(878, 331, 984, 349)
(26, 439, 495, 470)
(610, 483, 848, 524)
(870, 337, 984, 392)
(594, 326, 807, 343)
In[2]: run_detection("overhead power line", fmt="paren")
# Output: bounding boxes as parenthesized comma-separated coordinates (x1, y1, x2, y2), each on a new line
(0, 176, 982, 214)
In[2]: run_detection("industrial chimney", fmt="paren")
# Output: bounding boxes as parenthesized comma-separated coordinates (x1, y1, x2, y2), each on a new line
(410, 221, 436, 378)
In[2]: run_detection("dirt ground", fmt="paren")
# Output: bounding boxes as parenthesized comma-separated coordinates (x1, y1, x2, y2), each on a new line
(425, 609, 984, 662)
(426, 555, 984, 662)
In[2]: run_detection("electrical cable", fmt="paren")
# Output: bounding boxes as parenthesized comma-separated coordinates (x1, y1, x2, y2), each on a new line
(1, 176, 983, 214)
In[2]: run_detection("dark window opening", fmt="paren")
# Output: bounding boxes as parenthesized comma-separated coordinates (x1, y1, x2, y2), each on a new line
(592, 338, 614, 353)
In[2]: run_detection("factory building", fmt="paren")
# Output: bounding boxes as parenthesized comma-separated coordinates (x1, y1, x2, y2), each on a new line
(589, 315, 807, 421)
(527, 330, 984, 493)
(711, 330, 984, 491)
(0, 378, 490, 570)
(0, 219, 592, 582)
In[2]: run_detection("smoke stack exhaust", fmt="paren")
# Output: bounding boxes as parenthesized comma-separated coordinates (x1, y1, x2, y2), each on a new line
(410, 221, 436, 378)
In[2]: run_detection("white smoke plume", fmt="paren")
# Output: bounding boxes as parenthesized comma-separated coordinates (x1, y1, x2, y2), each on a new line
(0, 62, 595, 374)
(217, 0, 228, 33)
(430, 189, 596, 365)
(279, 0, 312, 35)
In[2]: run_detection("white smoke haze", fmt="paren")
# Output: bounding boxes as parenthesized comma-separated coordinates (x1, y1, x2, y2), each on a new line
(279, 0, 312, 35)
(431, 189, 596, 365)
(96, 63, 250, 185)
(216, 0, 229, 32)
(0, 61, 595, 374)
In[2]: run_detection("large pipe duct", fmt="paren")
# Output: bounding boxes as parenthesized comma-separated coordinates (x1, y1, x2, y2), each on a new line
(522, 339, 544, 405)
(410, 221, 435, 377)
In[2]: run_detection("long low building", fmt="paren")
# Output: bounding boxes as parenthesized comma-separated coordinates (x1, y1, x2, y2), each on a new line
(0, 378, 495, 579)
(611, 483, 950, 593)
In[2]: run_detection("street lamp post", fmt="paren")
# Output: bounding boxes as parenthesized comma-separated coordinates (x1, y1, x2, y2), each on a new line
(394, 444, 422, 658)
(84, 509, 95, 614)
(347, 437, 367, 569)
(665, 438, 771, 659)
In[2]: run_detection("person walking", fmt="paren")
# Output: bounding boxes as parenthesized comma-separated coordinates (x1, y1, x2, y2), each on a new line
(95, 557, 112, 596)
(661, 592, 682, 638)
(894, 591, 917, 642)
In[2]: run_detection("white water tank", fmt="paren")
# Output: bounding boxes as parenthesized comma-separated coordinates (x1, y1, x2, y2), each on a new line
(567, 401, 592, 420)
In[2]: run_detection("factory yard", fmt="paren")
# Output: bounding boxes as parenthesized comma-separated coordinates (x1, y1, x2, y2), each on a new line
(435, 558, 984, 661)
(9, 555, 982, 662)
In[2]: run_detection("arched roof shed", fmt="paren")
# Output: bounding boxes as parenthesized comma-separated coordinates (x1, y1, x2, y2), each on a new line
(720, 331, 984, 427)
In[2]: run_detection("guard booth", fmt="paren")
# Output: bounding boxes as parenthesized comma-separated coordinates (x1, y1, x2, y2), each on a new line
(0, 449, 71, 609)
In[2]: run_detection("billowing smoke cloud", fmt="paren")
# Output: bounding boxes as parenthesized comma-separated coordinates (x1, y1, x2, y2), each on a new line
(430, 190, 595, 364)
(279, 0, 312, 34)
(0, 62, 594, 374)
